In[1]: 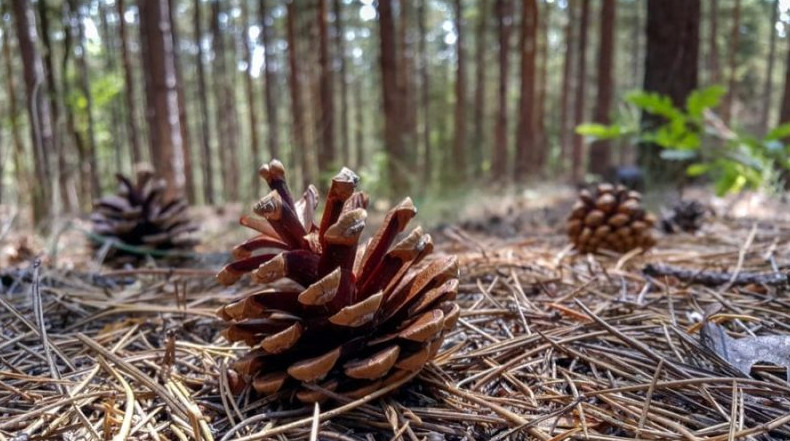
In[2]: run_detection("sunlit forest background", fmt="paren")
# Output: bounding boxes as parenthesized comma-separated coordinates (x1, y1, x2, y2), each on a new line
(1, 0, 789, 227)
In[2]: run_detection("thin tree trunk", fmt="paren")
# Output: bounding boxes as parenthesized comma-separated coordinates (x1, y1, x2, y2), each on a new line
(98, 0, 124, 174)
(535, 0, 550, 172)
(709, 0, 720, 84)
(778, 17, 790, 126)
(117, 0, 143, 166)
(168, 0, 195, 203)
(60, 6, 87, 209)
(193, 0, 215, 204)
(138, 0, 187, 199)
(2, 12, 28, 204)
(399, 0, 417, 172)
(761, 0, 779, 135)
(378, 0, 408, 194)
(260, 0, 281, 163)
(353, 63, 366, 171)
(471, 0, 489, 175)
(515, 0, 538, 181)
(333, 0, 350, 166)
(70, 0, 100, 199)
(13, 0, 56, 223)
(210, 0, 240, 201)
(492, 0, 513, 182)
(722, 0, 741, 124)
(317, 0, 335, 172)
(558, 1, 575, 174)
(570, 0, 590, 183)
(453, 0, 468, 181)
(241, 0, 261, 195)
(287, 1, 311, 188)
(589, 0, 615, 176)
(418, 0, 432, 184)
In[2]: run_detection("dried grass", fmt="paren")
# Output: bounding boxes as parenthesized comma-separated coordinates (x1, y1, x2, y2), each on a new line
(2, 199, 790, 440)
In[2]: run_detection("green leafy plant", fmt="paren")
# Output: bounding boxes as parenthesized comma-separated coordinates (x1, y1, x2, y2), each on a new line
(577, 85, 790, 195)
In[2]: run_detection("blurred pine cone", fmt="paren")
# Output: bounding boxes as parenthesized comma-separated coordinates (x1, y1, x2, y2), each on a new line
(90, 165, 198, 259)
(567, 183, 657, 254)
(217, 160, 459, 403)
(660, 200, 709, 233)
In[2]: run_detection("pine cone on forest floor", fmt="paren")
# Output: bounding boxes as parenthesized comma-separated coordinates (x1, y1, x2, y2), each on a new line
(660, 200, 710, 234)
(567, 183, 657, 254)
(90, 165, 199, 261)
(217, 160, 459, 403)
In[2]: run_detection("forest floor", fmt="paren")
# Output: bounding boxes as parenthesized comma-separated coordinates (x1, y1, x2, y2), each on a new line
(2, 186, 790, 440)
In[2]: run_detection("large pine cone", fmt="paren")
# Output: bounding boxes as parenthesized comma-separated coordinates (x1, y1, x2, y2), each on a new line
(90, 165, 199, 258)
(567, 184, 656, 254)
(217, 160, 459, 403)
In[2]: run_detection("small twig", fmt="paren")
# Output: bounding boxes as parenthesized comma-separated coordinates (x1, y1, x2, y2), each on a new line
(643, 263, 787, 287)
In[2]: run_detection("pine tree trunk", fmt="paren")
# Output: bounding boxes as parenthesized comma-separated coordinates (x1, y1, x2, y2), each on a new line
(378, 0, 408, 194)
(97, 0, 124, 175)
(418, 0, 432, 184)
(492, 0, 513, 182)
(260, 0, 281, 163)
(708, 0, 720, 84)
(12, 0, 56, 223)
(471, 0, 489, 175)
(210, 0, 240, 201)
(1, 13, 28, 205)
(515, 0, 538, 181)
(589, 0, 615, 176)
(399, 0, 418, 173)
(353, 62, 366, 170)
(317, 0, 335, 173)
(722, 0, 741, 124)
(570, 0, 590, 183)
(778, 18, 790, 127)
(333, 0, 350, 166)
(641, 0, 700, 182)
(241, 0, 261, 195)
(117, 0, 143, 166)
(193, 0, 215, 204)
(761, 0, 779, 135)
(138, 0, 188, 199)
(168, 0, 195, 203)
(287, 1, 311, 188)
(535, 0, 550, 171)
(451, 0, 468, 182)
(558, 1, 575, 174)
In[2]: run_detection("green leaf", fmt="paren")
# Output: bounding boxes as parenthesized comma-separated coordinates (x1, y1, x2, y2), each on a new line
(686, 163, 709, 177)
(766, 123, 790, 141)
(660, 149, 697, 161)
(575, 123, 623, 140)
(626, 91, 682, 120)
(686, 85, 725, 118)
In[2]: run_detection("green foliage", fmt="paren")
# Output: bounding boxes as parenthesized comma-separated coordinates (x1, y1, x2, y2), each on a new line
(577, 85, 790, 196)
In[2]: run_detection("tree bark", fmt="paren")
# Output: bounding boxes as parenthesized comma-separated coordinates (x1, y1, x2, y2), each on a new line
(117, 0, 143, 166)
(534, 0, 550, 171)
(399, 0, 418, 173)
(138, 0, 188, 199)
(589, 0, 615, 176)
(779, 14, 790, 127)
(210, 0, 240, 201)
(378, 0, 408, 194)
(317, 0, 335, 173)
(558, 1, 575, 174)
(418, 0, 432, 184)
(722, 0, 741, 124)
(287, 1, 312, 188)
(471, 0, 489, 175)
(570, 0, 590, 183)
(641, 0, 700, 182)
(492, 0, 513, 183)
(260, 0, 281, 163)
(1, 12, 28, 205)
(193, 0, 215, 204)
(333, 0, 350, 166)
(515, 0, 538, 181)
(761, 0, 779, 135)
(708, 0, 720, 84)
(453, 0, 468, 181)
(168, 0, 195, 203)
(241, 0, 261, 195)
(12, 0, 56, 223)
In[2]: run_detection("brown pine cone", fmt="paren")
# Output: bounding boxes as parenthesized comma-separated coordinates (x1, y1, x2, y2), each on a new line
(90, 165, 198, 260)
(217, 160, 459, 403)
(567, 183, 657, 254)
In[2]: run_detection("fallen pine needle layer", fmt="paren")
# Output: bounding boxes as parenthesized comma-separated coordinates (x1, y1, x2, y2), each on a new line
(2, 213, 790, 440)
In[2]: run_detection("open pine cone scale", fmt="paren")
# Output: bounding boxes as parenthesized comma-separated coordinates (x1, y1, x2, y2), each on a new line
(218, 160, 459, 403)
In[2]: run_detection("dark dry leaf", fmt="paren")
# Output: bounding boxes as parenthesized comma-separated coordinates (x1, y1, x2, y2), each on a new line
(700, 321, 790, 381)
